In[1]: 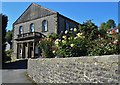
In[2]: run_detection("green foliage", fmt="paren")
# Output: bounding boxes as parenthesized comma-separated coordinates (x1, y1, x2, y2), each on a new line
(79, 20, 99, 40)
(5, 30, 13, 44)
(99, 19, 116, 32)
(88, 39, 118, 56)
(52, 28, 88, 57)
(5, 50, 12, 62)
(106, 19, 116, 28)
(48, 33, 58, 40)
(38, 19, 119, 58)
(1, 14, 8, 63)
(99, 22, 107, 37)
(38, 38, 54, 58)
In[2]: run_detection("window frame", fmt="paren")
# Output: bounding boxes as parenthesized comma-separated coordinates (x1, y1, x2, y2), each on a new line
(30, 23, 35, 32)
(66, 22, 69, 31)
(42, 20, 48, 32)
(19, 26, 23, 34)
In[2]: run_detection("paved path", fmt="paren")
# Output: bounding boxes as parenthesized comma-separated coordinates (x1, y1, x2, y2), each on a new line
(2, 69, 33, 84)
(2, 59, 36, 84)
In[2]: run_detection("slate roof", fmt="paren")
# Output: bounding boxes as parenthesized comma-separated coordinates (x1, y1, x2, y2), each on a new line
(14, 3, 57, 25)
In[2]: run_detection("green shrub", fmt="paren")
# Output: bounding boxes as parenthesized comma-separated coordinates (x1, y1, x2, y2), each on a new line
(38, 38, 54, 58)
(38, 20, 120, 58)
(39, 27, 119, 58)
(88, 35, 119, 56)
(52, 29, 88, 57)
(5, 50, 12, 62)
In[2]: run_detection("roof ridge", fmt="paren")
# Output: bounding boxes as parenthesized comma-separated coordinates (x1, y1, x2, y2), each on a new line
(32, 3, 56, 13)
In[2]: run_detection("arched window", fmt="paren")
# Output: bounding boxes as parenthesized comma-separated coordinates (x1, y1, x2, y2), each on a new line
(42, 20, 48, 32)
(66, 22, 69, 30)
(30, 23, 34, 32)
(19, 26, 23, 34)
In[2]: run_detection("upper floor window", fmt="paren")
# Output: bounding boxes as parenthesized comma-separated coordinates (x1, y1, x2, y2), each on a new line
(66, 22, 69, 30)
(30, 23, 34, 32)
(42, 20, 48, 32)
(19, 26, 23, 34)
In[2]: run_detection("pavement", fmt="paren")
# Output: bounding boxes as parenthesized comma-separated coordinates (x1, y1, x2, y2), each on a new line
(2, 69, 33, 83)
(2, 59, 36, 84)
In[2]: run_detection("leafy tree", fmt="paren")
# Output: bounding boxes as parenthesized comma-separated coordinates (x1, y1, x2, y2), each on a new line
(100, 22, 106, 30)
(105, 19, 116, 29)
(79, 20, 99, 40)
(99, 19, 116, 39)
(99, 22, 107, 38)
(5, 30, 13, 45)
(1, 14, 8, 63)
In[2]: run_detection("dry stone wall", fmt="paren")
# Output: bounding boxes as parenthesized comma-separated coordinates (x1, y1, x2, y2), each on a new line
(27, 55, 120, 83)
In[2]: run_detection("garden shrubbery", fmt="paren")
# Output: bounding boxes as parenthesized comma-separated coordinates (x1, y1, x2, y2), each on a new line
(38, 20, 120, 58)
(5, 50, 12, 62)
(38, 38, 54, 58)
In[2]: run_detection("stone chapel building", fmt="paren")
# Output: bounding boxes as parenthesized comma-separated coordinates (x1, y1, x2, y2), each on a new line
(12, 3, 79, 59)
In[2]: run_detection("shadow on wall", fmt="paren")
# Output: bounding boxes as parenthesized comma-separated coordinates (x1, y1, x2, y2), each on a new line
(2, 59, 28, 69)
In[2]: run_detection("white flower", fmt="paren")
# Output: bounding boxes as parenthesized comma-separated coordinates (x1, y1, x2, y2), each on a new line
(74, 37, 77, 40)
(55, 39, 60, 43)
(55, 39, 60, 45)
(70, 28, 73, 31)
(62, 40, 66, 44)
(115, 40, 118, 42)
(113, 40, 118, 44)
(62, 36, 66, 39)
(70, 44, 75, 47)
(55, 41, 59, 45)
(77, 33, 83, 37)
(52, 50, 56, 54)
(74, 28, 77, 32)
(55, 39, 60, 42)
(65, 30, 68, 34)
(68, 37, 71, 40)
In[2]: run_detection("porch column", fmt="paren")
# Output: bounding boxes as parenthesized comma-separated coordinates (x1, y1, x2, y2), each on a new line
(25, 43, 28, 59)
(22, 43, 24, 59)
(28, 42, 30, 58)
(17, 43, 19, 59)
(33, 42, 35, 58)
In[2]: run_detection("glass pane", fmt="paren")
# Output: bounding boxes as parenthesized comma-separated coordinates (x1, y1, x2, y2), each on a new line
(66, 22, 69, 30)
(42, 20, 47, 32)
(30, 23, 34, 32)
(19, 26, 23, 34)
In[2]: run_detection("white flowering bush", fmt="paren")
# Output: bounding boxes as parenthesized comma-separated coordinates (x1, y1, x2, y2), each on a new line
(38, 20, 120, 58)
(51, 28, 88, 57)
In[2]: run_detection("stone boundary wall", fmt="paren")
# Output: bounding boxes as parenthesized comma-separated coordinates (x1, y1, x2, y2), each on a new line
(27, 55, 120, 83)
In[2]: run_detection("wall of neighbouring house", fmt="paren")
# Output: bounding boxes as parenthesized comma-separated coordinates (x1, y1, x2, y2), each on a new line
(12, 14, 57, 58)
(27, 55, 119, 83)
(5, 42, 11, 51)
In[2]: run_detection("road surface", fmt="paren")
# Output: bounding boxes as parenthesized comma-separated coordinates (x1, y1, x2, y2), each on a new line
(2, 59, 36, 84)
(2, 69, 34, 83)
